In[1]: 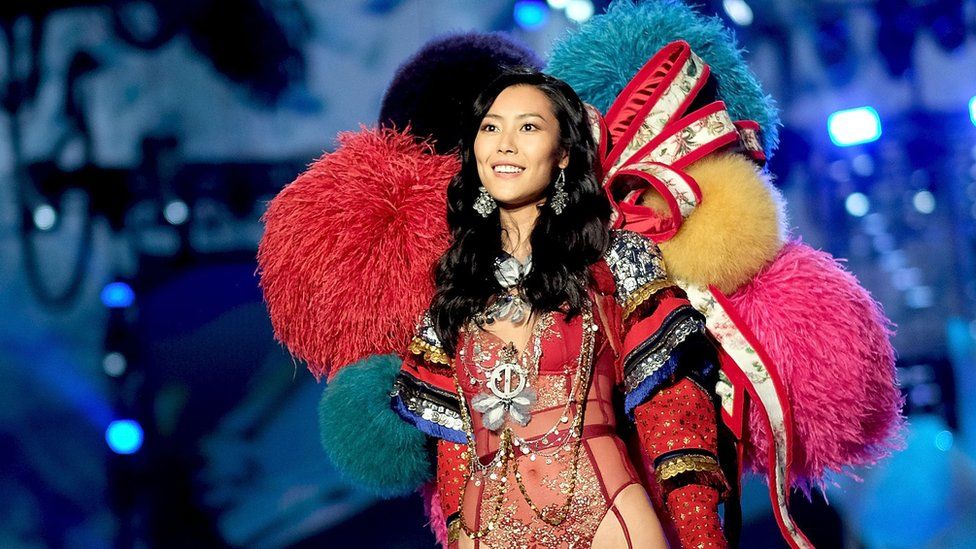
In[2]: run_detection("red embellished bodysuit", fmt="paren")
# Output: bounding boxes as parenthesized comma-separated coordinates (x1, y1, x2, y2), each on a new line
(452, 309, 647, 547)
(395, 231, 730, 548)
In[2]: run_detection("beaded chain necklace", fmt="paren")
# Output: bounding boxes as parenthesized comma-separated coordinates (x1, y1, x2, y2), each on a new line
(461, 312, 550, 430)
(451, 302, 598, 539)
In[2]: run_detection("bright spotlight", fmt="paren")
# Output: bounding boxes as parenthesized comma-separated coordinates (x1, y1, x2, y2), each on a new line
(723, 0, 753, 26)
(101, 282, 135, 308)
(106, 419, 144, 455)
(828, 106, 882, 147)
(33, 204, 57, 231)
(565, 0, 594, 22)
(514, 0, 549, 30)
(845, 192, 870, 217)
(912, 190, 935, 214)
(547, 0, 569, 8)
(163, 200, 190, 225)
(969, 96, 975, 127)
(103, 352, 127, 377)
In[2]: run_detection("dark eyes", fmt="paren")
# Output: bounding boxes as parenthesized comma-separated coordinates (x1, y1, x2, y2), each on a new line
(479, 123, 539, 132)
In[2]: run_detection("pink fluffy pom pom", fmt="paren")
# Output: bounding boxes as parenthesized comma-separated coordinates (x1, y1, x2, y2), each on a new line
(258, 127, 457, 380)
(728, 240, 905, 492)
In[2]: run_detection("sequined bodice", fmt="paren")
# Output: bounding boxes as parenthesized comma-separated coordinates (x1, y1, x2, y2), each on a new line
(454, 310, 640, 548)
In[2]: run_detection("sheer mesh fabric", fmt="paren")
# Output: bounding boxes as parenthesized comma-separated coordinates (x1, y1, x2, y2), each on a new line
(452, 311, 645, 548)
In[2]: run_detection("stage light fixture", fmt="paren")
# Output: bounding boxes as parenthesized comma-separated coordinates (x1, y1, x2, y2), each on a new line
(32, 204, 57, 231)
(514, 0, 549, 30)
(565, 0, 594, 23)
(912, 190, 935, 214)
(845, 192, 870, 217)
(106, 419, 143, 455)
(722, 0, 753, 26)
(163, 199, 190, 225)
(100, 282, 135, 309)
(103, 352, 127, 377)
(828, 107, 882, 147)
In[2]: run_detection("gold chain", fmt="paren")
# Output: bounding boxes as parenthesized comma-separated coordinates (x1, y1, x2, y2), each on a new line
(451, 303, 597, 537)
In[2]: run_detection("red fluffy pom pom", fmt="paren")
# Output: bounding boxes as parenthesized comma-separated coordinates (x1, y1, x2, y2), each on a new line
(729, 240, 905, 492)
(258, 127, 457, 380)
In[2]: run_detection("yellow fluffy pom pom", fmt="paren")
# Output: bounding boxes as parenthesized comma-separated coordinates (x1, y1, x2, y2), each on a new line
(640, 153, 786, 294)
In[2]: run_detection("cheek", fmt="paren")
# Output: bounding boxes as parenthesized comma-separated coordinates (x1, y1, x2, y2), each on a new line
(473, 136, 491, 163)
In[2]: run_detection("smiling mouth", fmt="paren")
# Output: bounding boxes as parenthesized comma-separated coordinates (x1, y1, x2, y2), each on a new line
(493, 164, 525, 175)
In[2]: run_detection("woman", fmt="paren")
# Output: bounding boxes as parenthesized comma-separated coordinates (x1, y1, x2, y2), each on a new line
(391, 68, 729, 548)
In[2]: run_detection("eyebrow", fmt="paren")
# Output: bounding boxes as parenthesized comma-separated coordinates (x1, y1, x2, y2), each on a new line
(483, 113, 548, 121)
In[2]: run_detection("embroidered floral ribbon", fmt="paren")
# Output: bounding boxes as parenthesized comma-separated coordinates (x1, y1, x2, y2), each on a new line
(680, 283, 813, 549)
(588, 40, 812, 549)
(587, 41, 764, 243)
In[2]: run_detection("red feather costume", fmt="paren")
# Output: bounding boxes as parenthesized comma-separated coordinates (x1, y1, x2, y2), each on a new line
(260, 38, 901, 549)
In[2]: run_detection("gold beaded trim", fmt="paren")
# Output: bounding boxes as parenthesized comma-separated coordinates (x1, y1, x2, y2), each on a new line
(407, 337, 450, 366)
(621, 280, 675, 319)
(447, 518, 461, 543)
(655, 453, 722, 483)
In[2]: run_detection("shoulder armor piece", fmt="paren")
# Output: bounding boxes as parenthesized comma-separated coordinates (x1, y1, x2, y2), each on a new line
(604, 230, 671, 317)
(407, 311, 450, 366)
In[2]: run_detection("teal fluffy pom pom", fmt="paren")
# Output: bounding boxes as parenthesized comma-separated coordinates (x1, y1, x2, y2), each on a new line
(547, 0, 780, 156)
(319, 354, 431, 497)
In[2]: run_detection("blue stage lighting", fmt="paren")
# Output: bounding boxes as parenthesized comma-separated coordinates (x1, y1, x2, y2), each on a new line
(913, 190, 936, 214)
(33, 204, 57, 231)
(106, 419, 144, 455)
(514, 1, 549, 30)
(722, 0, 753, 26)
(100, 281, 135, 308)
(935, 430, 953, 452)
(828, 107, 882, 147)
(969, 96, 975, 127)
(565, 0, 594, 22)
(845, 192, 870, 217)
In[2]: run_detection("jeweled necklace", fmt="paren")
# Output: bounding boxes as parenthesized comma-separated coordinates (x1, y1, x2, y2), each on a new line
(476, 254, 532, 326)
(470, 341, 537, 430)
(463, 312, 548, 429)
(451, 303, 597, 538)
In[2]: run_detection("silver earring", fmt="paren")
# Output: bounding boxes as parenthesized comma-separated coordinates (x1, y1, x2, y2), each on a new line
(473, 185, 496, 217)
(550, 169, 568, 215)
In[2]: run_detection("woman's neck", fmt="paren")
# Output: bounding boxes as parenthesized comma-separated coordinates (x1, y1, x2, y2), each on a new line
(499, 200, 542, 262)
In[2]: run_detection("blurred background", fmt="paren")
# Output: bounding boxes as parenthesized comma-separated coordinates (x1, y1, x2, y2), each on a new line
(1, 0, 975, 547)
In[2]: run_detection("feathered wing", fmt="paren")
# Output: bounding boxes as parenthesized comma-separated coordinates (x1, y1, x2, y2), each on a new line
(549, 0, 902, 532)
(258, 127, 456, 380)
(729, 241, 905, 491)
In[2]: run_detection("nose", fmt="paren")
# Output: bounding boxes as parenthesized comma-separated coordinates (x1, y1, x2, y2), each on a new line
(498, 128, 517, 154)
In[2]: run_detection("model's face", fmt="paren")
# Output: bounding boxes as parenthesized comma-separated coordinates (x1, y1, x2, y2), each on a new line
(473, 85, 569, 209)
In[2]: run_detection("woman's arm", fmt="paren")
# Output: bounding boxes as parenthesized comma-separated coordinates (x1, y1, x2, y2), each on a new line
(604, 230, 729, 548)
(624, 289, 729, 548)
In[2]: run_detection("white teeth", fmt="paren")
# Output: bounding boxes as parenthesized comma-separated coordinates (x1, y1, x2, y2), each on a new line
(494, 165, 524, 174)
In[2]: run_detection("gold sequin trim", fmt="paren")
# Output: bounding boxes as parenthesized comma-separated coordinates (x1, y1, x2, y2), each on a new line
(447, 518, 461, 542)
(407, 336, 450, 366)
(621, 280, 675, 319)
(655, 453, 721, 483)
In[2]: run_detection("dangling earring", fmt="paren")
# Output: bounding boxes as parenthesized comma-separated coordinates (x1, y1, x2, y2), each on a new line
(473, 185, 496, 217)
(550, 168, 568, 215)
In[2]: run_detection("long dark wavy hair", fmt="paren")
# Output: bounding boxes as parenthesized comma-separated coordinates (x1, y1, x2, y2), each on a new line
(429, 68, 612, 357)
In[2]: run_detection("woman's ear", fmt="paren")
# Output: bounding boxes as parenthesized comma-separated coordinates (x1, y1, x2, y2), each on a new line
(558, 150, 569, 169)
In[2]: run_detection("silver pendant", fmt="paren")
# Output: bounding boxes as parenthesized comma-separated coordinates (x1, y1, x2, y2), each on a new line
(470, 344, 536, 430)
